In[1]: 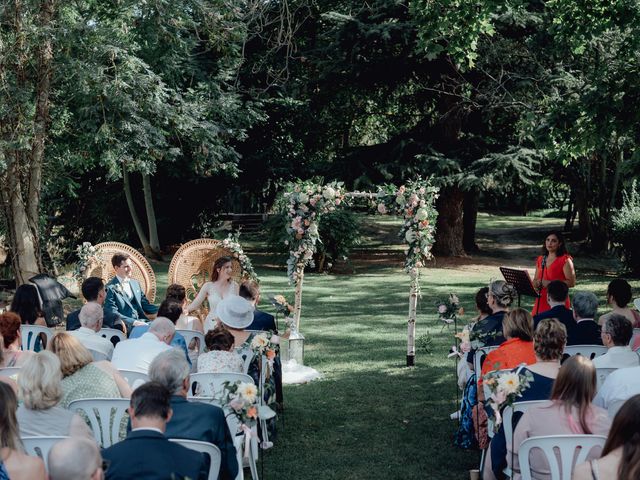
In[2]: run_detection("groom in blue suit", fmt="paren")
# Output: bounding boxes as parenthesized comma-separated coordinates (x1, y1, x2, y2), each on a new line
(104, 254, 158, 332)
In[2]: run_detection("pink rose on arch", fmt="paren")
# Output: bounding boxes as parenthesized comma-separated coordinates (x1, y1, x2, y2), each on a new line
(438, 304, 447, 314)
(310, 198, 317, 207)
(377, 203, 387, 214)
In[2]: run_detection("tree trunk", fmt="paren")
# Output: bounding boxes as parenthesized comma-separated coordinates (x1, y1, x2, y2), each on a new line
(142, 173, 162, 259)
(433, 186, 466, 256)
(123, 168, 153, 255)
(462, 188, 479, 253)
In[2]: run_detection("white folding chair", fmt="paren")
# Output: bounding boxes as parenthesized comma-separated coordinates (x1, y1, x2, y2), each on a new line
(225, 408, 259, 480)
(67, 398, 130, 447)
(0, 366, 21, 377)
(502, 400, 548, 477)
(189, 372, 254, 399)
(118, 369, 150, 390)
(607, 399, 626, 418)
(169, 439, 221, 480)
(20, 324, 53, 351)
(595, 367, 618, 389)
(99, 328, 126, 346)
(562, 345, 608, 360)
(21, 436, 68, 471)
(236, 347, 256, 375)
(473, 345, 499, 375)
(518, 434, 607, 480)
(177, 330, 206, 353)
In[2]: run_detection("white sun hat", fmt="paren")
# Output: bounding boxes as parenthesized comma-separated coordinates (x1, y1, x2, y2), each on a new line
(634, 297, 640, 313)
(215, 295, 254, 329)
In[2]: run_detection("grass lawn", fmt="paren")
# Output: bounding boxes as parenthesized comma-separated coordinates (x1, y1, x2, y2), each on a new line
(133, 213, 637, 479)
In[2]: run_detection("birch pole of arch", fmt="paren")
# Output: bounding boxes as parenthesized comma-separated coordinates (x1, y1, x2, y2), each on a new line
(406, 271, 419, 366)
(293, 263, 304, 330)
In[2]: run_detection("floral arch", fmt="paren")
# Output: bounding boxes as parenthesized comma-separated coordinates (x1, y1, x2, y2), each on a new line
(282, 178, 439, 366)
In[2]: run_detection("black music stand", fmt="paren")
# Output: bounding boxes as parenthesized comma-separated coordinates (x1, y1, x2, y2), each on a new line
(499, 267, 539, 307)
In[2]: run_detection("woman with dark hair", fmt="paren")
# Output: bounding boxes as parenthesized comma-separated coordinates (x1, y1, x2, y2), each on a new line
(10, 285, 45, 326)
(474, 286, 493, 322)
(507, 355, 610, 480)
(197, 325, 243, 373)
(186, 256, 240, 332)
(599, 278, 640, 327)
(573, 394, 640, 480)
(166, 283, 203, 333)
(0, 382, 46, 479)
(532, 230, 576, 315)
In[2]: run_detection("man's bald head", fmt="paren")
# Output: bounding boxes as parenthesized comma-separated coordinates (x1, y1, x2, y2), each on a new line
(148, 317, 175, 344)
(48, 437, 102, 480)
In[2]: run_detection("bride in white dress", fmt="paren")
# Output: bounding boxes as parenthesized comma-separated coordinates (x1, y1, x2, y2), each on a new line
(186, 256, 240, 332)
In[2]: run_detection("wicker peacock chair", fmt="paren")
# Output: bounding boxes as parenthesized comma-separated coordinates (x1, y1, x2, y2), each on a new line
(167, 239, 244, 318)
(85, 242, 157, 303)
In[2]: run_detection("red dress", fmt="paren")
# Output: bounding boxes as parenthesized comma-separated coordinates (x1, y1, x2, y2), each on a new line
(532, 254, 572, 315)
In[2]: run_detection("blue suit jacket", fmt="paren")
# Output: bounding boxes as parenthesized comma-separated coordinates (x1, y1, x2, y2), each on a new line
(129, 325, 191, 366)
(102, 429, 206, 480)
(248, 309, 277, 332)
(104, 277, 158, 329)
(534, 304, 576, 338)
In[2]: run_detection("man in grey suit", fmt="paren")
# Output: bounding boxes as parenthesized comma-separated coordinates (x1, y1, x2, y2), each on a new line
(148, 349, 239, 480)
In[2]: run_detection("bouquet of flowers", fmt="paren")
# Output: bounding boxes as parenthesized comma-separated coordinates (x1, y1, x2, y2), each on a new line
(483, 369, 535, 430)
(435, 293, 464, 329)
(74, 242, 100, 281)
(270, 294, 294, 317)
(220, 380, 259, 425)
(250, 331, 280, 368)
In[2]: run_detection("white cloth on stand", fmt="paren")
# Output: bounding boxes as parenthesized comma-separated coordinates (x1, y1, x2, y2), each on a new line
(282, 359, 322, 384)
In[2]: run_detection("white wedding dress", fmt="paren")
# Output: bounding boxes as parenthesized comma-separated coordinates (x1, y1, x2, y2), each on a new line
(187, 282, 236, 332)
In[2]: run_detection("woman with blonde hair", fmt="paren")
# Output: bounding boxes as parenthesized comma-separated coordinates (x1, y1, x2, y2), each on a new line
(481, 308, 536, 377)
(507, 355, 610, 480)
(48, 332, 131, 406)
(0, 382, 46, 479)
(15, 351, 93, 439)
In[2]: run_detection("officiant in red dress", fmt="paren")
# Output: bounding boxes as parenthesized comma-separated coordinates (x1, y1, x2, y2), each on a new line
(532, 230, 576, 315)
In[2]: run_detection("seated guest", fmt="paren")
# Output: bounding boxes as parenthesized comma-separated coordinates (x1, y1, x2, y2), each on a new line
(104, 254, 158, 332)
(166, 284, 203, 333)
(599, 278, 640, 327)
(215, 296, 256, 348)
(481, 308, 536, 378)
(484, 319, 566, 480)
(508, 356, 610, 480)
(533, 280, 575, 336)
(574, 394, 640, 480)
(457, 283, 515, 449)
(0, 336, 17, 393)
(16, 351, 93, 439)
(48, 437, 103, 480)
(10, 284, 46, 326)
(68, 303, 114, 361)
(593, 364, 640, 415)
(66, 276, 123, 332)
(593, 314, 639, 369)
(0, 312, 34, 367)
(149, 349, 238, 480)
(240, 281, 277, 332)
(129, 299, 190, 364)
(198, 326, 244, 373)
(468, 280, 517, 365)
(111, 317, 175, 374)
(49, 333, 131, 407)
(0, 382, 46, 480)
(568, 291, 603, 346)
(102, 382, 206, 480)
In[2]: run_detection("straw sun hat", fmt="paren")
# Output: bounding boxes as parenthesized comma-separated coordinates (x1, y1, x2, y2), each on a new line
(215, 295, 254, 329)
